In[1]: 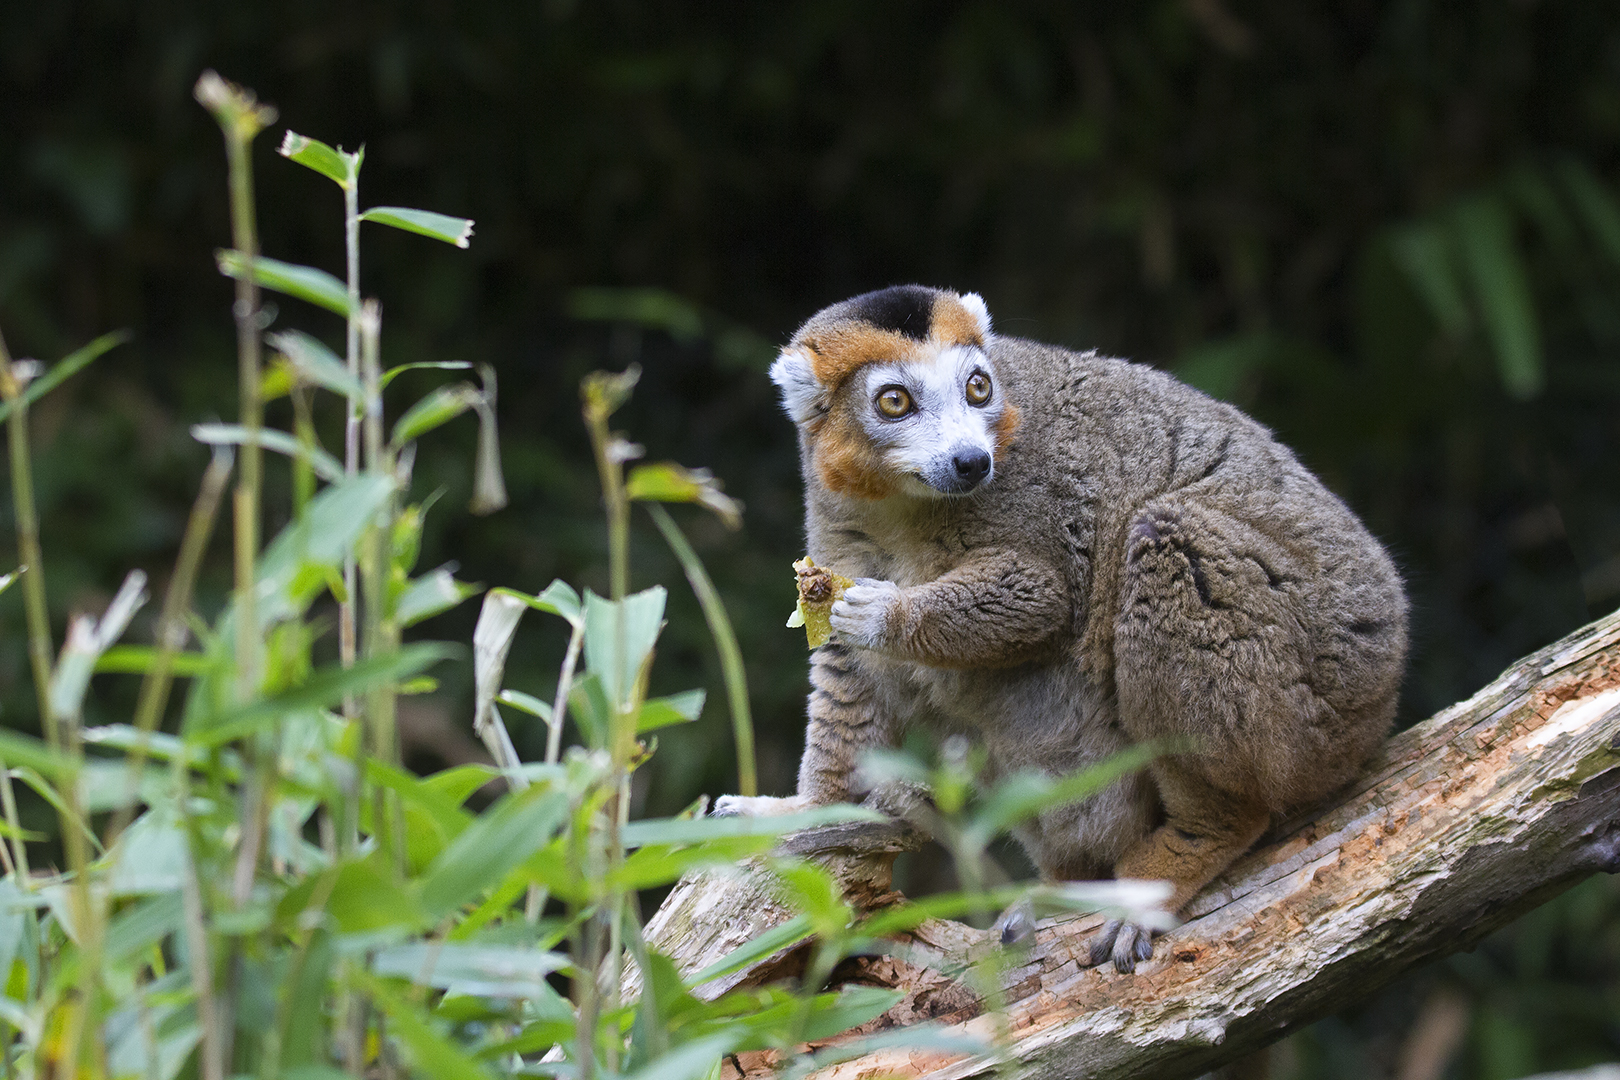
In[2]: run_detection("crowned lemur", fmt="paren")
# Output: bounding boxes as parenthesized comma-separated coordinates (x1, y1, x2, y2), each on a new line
(721, 285, 1408, 972)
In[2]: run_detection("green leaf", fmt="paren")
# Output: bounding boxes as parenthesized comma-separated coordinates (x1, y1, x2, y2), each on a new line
(416, 784, 570, 918)
(497, 688, 551, 721)
(192, 422, 344, 482)
(637, 689, 705, 733)
(365, 758, 476, 843)
(621, 804, 885, 848)
(188, 643, 457, 747)
(279, 854, 426, 934)
(1389, 221, 1472, 340)
(0, 729, 77, 780)
(619, 1034, 742, 1080)
(422, 763, 501, 808)
(494, 580, 582, 627)
(356, 972, 497, 1080)
(256, 471, 395, 625)
(685, 914, 814, 989)
(583, 587, 668, 708)
(468, 362, 507, 516)
(1556, 157, 1620, 269)
(9, 767, 101, 854)
(967, 742, 1162, 843)
(397, 568, 483, 627)
(216, 250, 352, 317)
(95, 645, 211, 676)
(609, 836, 775, 892)
(568, 287, 704, 343)
(567, 673, 610, 748)
(360, 206, 475, 248)
(801, 986, 905, 1042)
(379, 360, 473, 390)
(1451, 194, 1543, 398)
(390, 382, 481, 447)
(627, 462, 743, 529)
(105, 893, 183, 964)
(371, 942, 566, 996)
(280, 932, 337, 1070)
(277, 130, 359, 188)
(766, 858, 849, 936)
(0, 329, 131, 427)
(105, 803, 186, 895)
(267, 329, 362, 398)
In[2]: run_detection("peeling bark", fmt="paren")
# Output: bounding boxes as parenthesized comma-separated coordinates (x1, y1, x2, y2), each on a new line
(646, 608, 1620, 1080)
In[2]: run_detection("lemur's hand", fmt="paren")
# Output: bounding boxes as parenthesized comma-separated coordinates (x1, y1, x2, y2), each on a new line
(829, 578, 902, 648)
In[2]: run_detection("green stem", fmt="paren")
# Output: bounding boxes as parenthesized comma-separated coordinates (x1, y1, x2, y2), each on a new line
(290, 387, 315, 516)
(180, 792, 225, 1080)
(0, 327, 55, 747)
(55, 681, 100, 1080)
(645, 504, 757, 797)
(0, 760, 25, 883)
(110, 448, 232, 845)
(340, 159, 361, 715)
(0, 327, 42, 887)
(218, 100, 266, 708)
(358, 302, 402, 868)
(547, 621, 585, 765)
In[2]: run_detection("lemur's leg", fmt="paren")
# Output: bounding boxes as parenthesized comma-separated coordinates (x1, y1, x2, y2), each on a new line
(1092, 765, 1269, 970)
(795, 642, 898, 804)
(716, 642, 899, 817)
(1092, 498, 1319, 971)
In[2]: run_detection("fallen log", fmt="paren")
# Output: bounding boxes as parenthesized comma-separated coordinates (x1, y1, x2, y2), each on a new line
(645, 606, 1620, 1079)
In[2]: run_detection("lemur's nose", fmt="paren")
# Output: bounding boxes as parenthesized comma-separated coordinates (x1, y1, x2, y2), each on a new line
(953, 448, 991, 486)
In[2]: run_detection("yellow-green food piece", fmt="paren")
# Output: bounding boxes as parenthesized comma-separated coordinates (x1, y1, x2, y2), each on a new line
(787, 557, 854, 649)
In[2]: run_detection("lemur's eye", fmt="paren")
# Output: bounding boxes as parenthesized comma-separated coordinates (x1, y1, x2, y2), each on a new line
(875, 386, 914, 419)
(965, 370, 993, 406)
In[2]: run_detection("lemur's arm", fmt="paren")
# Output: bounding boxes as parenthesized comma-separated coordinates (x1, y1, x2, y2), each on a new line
(830, 550, 1070, 668)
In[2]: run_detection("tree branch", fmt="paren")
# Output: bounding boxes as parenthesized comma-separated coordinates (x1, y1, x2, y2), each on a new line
(646, 606, 1620, 1079)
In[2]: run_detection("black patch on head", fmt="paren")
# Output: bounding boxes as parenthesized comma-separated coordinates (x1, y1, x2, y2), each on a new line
(846, 285, 938, 341)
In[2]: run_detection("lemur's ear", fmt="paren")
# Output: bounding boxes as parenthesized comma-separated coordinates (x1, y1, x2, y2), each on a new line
(770, 348, 824, 423)
(959, 292, 993, 340)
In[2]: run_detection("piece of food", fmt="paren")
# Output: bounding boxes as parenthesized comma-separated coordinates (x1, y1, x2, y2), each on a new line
(786, 557, 854, 649)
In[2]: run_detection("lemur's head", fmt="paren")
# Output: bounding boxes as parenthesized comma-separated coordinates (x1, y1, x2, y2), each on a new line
(770, 285, 1019, 500)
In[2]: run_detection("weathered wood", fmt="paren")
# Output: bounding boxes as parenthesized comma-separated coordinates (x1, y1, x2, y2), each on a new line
(648, 607, 1620, 1080)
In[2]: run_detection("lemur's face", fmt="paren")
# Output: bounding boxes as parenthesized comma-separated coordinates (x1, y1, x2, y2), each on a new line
(771, 286, 1019, 500)
(856, 344, 1001, 497)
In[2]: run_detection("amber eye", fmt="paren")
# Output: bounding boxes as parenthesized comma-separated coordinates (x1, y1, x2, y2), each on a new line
(874, 386, 914, 419)
(965, 370, 992, 406)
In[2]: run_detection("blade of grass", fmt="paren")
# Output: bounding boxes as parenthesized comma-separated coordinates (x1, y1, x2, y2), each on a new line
(0, 326, 57, 748)
(109, 447, 232, 844)
(645, 504, 756, 796)
(0, 329, 131, 427)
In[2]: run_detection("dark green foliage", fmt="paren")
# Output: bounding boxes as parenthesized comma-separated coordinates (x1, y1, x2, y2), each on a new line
(2, 3, 1620, 1075)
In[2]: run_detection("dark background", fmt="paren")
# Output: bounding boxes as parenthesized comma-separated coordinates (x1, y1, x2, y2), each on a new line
(4, 2, 1620, 1075)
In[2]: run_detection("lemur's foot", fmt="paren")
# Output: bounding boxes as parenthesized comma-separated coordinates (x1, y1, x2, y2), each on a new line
(994, 898, 1036, 947)
(710, 793, 811, 818)
(1087, 918, 1156, 973)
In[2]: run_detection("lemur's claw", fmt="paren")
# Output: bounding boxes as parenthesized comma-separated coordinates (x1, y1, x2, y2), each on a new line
(1088, 918, 1157, 973)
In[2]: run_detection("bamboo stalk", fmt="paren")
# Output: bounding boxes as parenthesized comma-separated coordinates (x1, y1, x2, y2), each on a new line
(0, 326, 56, 748)
(645, 504, 757, 797)
(109, 448, 232, 845)
(340, 154, 361, 716)
(194, 72, 275, 707)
